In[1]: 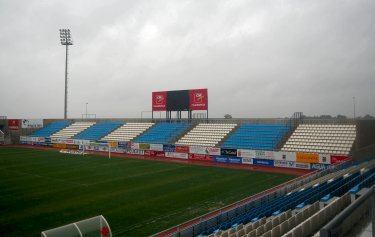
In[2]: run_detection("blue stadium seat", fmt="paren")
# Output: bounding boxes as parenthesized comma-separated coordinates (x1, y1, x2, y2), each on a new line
(30, 121, 71, 137)
(73, 122, 123, 141)
(221, 124, 290, 150)
(134, 123, 191, 144)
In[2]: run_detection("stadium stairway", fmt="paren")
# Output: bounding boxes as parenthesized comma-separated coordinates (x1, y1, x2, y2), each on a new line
(30, 121, 71, 137)
(73, 122, 123, 141)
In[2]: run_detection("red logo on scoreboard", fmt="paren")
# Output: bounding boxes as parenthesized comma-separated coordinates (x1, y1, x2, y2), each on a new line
(8, 119, 20, 130)
(152, 91, 167, 111)
(189, 89, 208, 110)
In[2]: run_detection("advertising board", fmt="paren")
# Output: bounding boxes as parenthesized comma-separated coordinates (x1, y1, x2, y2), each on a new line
(253, 158, 274, 167)
(175, 145, 189, 153)
(189, 88, 208, 110)
(274, 160, 311, 170)
(221, 148, 237, 156)
(8, 119, 19, 130)
(237, 149, 255, 158)
(21, 119, 43, 129)
(254, 150, 274, 159)
(163, 144, 176, 152)
(126, 149, 144, 155)
(165, 152, 188, 159)
(273, 151, 296, 161)
(296, 153, 319, 163)
(152, 91, 167, 111)
(330, 155, 350, 164)
(150, 143, 164, 151)
(241, 157, 253, 165)
(139, 143, 150, 150)
(188, 154, 213, 161)
(130, 142, 140, 149)
(311, 163, 333, 171)
(318, 154, 331, 164)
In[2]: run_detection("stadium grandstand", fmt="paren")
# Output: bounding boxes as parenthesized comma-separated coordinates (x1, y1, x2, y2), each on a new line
(3, 101, 375, 237)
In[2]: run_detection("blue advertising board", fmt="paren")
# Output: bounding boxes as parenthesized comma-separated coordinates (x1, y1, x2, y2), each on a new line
(213, 156, 228, 163)
(310, 163, 333, 171)
(253, 158, 274, 167)
(163, 144, 176, 152)
(228, 156, 242, 164)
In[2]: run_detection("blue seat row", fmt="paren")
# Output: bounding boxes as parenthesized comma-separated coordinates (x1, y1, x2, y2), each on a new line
(201, 169, 370, 236)
(73, 122, 123, 140)
(30, 121, 71, 137)
(134, 123, 191, 144)
(221, 124, 290, 150)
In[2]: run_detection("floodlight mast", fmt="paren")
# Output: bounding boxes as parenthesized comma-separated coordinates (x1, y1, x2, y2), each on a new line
(59, 29, 73, 119)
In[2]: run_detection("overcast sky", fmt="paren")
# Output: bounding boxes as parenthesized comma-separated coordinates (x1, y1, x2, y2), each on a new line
(0, 0, 374, 119)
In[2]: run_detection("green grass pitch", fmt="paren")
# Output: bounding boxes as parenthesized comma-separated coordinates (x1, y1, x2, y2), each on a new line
(0, 147, 296, 236)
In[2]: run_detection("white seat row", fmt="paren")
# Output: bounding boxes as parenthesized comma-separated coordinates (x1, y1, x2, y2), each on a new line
(102, 122, 154, 142)
(176, 123, 237, 147)
(50, 122, 95, 138)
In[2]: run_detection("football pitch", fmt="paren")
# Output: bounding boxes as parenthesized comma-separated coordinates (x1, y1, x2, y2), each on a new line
(0, 147, 296, 237)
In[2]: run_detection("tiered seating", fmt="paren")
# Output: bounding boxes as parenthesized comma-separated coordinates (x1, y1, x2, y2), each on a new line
(101, 123, 154, 142)
(73, 122, 122, 141)
(281, 124, 356, 155)
(30, 121, 71, 137)
(199, 161, 375, 237)
(134, 123, 191, 144)
(175, 123, 237, 147)
(221, 124, 290, 150)
(50, 122, 95, 139)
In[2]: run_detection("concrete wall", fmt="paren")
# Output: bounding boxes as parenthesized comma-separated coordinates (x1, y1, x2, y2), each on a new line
(355, 119, 375, 150)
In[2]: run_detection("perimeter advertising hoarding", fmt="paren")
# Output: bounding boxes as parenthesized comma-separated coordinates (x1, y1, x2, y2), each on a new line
(188, 154, 213, 161)
(144, 150, 157, 156)
(310, 163, 333, 171)
(175, 145, 189, 153)
(130, 142, 140, 149)
(252, 158, 274, 167)
(165, 152, 188, 159)
(241, 157, 253, 165)
(189, 146, 221, 155)
(8, 119, 19, 130)
(163, 144, 176, 152)
(213, 156, 242, 164)
(152, 89, 208, 111)
(273, 151, 297, 162)
(274, 160, 311, 170)
(150, 144, 164, 151)
(318, 154, 331, 164)
(126, 149, 144, 155)
(139, 143, 150, 150)
(254, 150, 274, 159)
(237, 149, 255, 158)
(331, 155, 350, 164)
(221, 148, 237, 156)
(296, 153, 319, 163)
(21, 119, 43, 129)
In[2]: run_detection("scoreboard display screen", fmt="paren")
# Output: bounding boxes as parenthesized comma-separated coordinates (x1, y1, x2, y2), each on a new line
(166, 90, 190, 111)
(152, 89, 208, 111)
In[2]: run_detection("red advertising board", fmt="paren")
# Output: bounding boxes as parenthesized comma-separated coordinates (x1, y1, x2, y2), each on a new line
(176, 145, 189, 153)
(152, 91, 167, 111)
(8, 119, 20, 130)
(331, 155, 351, 164)
(144, 150, 157, 156)
(188, 153, 213, 161)
(189, 89, 208, 110)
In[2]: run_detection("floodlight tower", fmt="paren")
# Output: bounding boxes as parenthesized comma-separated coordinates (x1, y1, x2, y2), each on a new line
(59, 29, 73, 119)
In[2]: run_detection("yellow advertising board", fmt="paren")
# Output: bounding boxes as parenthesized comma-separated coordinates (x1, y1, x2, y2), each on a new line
(108, 141, 118, 148)
(296, 153, 319, 163)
